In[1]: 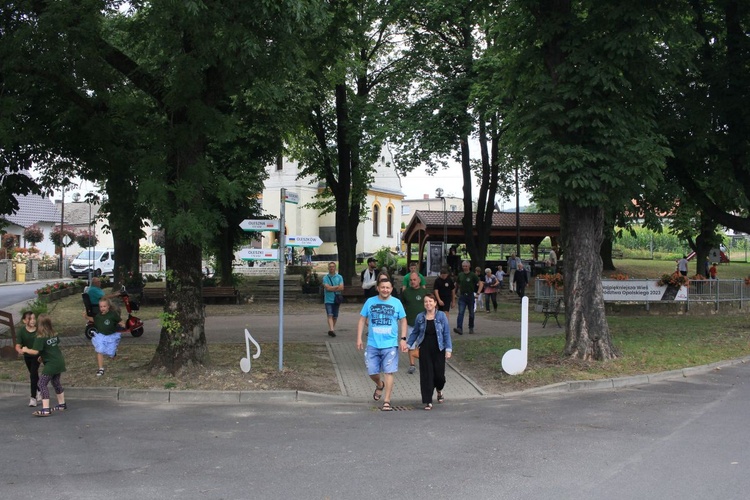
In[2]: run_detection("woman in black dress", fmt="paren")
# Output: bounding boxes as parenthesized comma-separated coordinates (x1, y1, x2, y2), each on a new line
(406, 292, 453, 410)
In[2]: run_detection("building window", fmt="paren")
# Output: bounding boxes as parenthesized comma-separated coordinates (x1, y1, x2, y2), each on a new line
(387, 206, 394, 238)
(372, 204, 380, 236)
(276, 155, 283, 171)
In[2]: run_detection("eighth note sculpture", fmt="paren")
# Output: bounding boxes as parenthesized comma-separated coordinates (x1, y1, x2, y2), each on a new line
(501, 296, 529, 375)
(240, 329, 262, 373)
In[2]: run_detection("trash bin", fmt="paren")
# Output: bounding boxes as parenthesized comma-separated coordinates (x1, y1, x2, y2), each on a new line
(16, 263, 26, 282)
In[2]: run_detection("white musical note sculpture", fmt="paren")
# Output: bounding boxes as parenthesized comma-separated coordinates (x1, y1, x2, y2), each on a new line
(240, 329, 261, 373)
(502, 296, 529, 375)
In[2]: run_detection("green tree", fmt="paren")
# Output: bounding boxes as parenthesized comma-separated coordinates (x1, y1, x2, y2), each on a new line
(3, 1, 322, 373)
(659, 0, 750, 271)
(289, 0, 412, 285)
(499, 1, 675, 360)
(394, 0, 508, 270)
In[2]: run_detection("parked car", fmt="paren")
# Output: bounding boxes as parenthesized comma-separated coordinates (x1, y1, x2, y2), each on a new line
(69, 248, 115, 278)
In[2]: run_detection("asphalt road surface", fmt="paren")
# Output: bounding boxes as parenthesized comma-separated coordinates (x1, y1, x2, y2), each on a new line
(2, 363, 749, 500)
(0, 282, 41, 309)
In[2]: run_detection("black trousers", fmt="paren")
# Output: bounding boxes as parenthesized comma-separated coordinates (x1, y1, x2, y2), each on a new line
(23, 354, 40, 398)
(418, 333, 446, 404)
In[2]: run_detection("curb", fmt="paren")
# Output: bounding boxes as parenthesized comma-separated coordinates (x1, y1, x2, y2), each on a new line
(3, 356, 748, 405)
(500, 356, 750, 399)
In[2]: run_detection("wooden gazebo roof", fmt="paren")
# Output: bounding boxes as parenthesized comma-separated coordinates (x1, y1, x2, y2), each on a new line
(402, 210, 561, 247)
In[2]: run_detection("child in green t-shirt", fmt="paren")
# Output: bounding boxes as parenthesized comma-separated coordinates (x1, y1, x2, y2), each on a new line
(84, 298, 126, 377)
(15, 311, 40, 407)
(20, 314, 66, 417)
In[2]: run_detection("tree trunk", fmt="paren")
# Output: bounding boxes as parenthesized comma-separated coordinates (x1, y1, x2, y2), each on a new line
(150, 229, 208, 373)
(600, 233, 615, 271)
(105, 175, 142, 288)
(215, 225, 235, 286)
(561, 201, 617, 360)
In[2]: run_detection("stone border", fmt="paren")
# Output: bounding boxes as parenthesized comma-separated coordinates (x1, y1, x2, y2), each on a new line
(3, 356, 748, 405)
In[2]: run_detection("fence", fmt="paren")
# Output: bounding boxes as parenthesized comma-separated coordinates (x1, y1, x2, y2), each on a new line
(535, 278, 750, 312)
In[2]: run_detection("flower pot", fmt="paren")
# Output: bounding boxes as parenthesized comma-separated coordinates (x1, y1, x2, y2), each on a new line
(50, 290, 61, 301)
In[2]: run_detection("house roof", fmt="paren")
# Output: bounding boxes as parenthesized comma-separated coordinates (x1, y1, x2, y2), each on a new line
(62, 201, 101, 226)
(2, 193, 61, 228)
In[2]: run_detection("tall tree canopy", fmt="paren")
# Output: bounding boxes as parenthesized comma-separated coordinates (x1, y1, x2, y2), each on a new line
(498, 0, 676, 360)
(289, 0, 411, 284)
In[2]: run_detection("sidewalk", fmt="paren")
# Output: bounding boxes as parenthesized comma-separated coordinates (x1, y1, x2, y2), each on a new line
(0, 301, 560, 402)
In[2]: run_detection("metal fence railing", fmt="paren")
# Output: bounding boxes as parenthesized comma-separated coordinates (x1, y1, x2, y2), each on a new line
(535, 278, 749, 312)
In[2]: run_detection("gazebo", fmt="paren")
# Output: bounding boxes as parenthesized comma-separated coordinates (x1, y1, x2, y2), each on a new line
(401, 210, 561, 265)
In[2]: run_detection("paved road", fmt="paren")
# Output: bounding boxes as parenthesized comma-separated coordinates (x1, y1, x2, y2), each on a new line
(0, 282, 42, 309)
(2, 363, 749, 499)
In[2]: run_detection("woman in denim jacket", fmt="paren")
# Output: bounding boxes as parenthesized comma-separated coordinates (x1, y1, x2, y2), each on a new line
(406, 292, 452, 410)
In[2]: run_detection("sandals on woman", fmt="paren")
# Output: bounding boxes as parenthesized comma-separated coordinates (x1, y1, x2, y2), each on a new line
(52, 404, 67, 412)
(424, 403, 433, 411)
(381, 401, 393, 411)
(437, 392, 445, 403)
(32, 408, 52, 417)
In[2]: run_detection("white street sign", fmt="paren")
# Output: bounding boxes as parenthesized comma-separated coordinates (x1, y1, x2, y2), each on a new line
(285, 235, 323, 247)
(284, 191, 300, 204)
(239, 219, 280, 232)
(239, 248, 279, 261)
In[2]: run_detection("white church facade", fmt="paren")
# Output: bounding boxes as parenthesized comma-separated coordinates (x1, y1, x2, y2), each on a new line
(260, 149, 405, 259)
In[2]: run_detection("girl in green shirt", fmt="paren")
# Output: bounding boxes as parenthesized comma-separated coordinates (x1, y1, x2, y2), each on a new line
(20, 314, 66, 417)
(14, 311, 40, 407)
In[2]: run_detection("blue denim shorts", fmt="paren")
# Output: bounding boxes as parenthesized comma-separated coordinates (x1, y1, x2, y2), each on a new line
(364, 346, 399, 376)
(325, 303, 340, 318)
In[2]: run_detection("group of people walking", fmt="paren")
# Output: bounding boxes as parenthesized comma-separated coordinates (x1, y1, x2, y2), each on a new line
(14, 277, 128, 417)
(321, 253, 536, 411)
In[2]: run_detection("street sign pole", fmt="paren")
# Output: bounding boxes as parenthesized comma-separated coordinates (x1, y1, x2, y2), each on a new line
(278, 188, 286, 372)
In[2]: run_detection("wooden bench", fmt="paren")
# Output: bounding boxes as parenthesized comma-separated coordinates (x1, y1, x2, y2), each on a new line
(201, 286, 239, 304)
(341, 285, 367, 304)
(0, 310, 17, 359)
(541, 297, 563, 328)
(141, 287, 167, 305)
(141, 287, 239, 305)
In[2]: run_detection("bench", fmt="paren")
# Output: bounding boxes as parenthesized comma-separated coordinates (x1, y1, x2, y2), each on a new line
(541, 297, 563, 328)
(141, 287, 239, 304)
(341, 285, 367, 304)
(141, 287, 167, 305)
(201, 286, 239, 304)
(0, 310, 17, 359)
(612, 249, 624, 259)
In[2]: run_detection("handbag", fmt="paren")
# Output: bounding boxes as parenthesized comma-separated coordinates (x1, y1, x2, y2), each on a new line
(334, 293, 344, 305)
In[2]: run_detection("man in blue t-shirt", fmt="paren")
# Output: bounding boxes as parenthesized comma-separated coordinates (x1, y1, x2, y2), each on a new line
(322, 262, 344, 338)
(356, 277, 408, 411)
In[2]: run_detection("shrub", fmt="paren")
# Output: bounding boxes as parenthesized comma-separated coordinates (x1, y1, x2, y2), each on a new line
(50, 225, 77, 247)
(75, 229, 98, 248)
(23, 300, 48, 317)
(2, 234, 17, 250)
(23, 225, 44, 246)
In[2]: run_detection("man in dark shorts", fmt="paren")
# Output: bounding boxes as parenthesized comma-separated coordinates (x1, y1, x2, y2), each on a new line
(433, 266, 455, 324)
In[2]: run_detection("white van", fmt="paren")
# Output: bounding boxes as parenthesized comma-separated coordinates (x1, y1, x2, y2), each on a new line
(69, 248, 115, 278)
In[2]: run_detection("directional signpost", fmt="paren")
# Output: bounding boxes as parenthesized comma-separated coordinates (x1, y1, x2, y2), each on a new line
(238, 248, 279, 261)
(284, 191, 299, 205)
(239, 219, 280, 232)
(285, 235, 323, 248)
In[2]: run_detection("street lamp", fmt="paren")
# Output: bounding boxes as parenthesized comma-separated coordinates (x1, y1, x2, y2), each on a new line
(436, 188, 447, 265)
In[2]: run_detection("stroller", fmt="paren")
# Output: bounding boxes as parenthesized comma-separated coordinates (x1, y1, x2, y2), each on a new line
(83, 286, 145, 340)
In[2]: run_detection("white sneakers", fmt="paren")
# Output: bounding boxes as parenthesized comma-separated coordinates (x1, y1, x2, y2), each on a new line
(29, 397, 37, 407)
